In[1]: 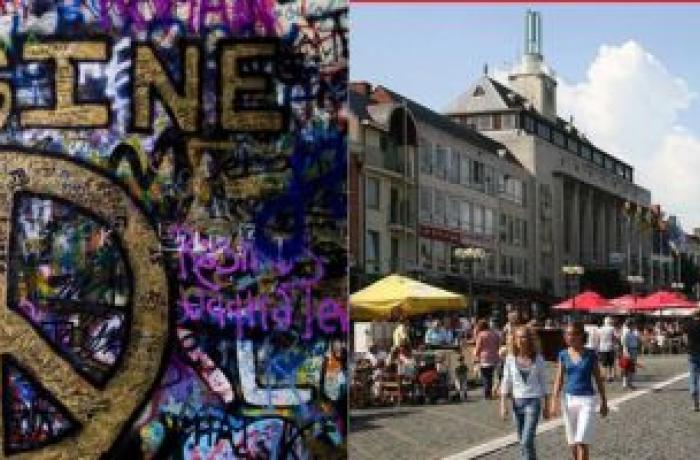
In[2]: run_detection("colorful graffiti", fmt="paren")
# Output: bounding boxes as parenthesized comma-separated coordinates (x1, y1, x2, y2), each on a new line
(0, 0, 347, 458)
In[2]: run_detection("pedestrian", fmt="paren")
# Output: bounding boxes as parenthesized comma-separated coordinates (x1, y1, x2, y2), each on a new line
(393, 319, 410, 350)
(455, 356, 469, 402)
(597, 317, 617, 382)
(500, 326, 549, 460)
(550, 322, 608, 460)
(474, 319, 500, 399)
(620, 319, 640, 389)
(683, 308, 700, 411)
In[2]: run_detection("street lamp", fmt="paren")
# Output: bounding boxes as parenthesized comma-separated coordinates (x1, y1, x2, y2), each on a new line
(562, 265, 585, 316)
(454, 247, 488, 317)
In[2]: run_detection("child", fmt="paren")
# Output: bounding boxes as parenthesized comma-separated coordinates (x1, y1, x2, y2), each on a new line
(372, 359, 386, 404)
(455, 356, 469, 401)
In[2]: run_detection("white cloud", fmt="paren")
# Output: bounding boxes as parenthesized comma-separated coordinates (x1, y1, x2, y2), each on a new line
(555, 41, 700, 230)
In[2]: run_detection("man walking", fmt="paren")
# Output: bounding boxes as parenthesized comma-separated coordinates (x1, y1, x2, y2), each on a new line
(684, 308, 700, 412)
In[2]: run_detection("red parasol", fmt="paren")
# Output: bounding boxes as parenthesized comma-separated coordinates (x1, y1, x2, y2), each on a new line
(609, 294, 644, 312)
(553, 290, 610, 312)
(634, 290, 696, 310)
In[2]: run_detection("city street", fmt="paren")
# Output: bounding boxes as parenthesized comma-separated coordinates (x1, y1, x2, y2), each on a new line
(349, 355, 697, 459)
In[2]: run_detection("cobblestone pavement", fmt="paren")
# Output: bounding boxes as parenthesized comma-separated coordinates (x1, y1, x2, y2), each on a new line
(482, 365, 699, 459)
(349, 355, 690, 460)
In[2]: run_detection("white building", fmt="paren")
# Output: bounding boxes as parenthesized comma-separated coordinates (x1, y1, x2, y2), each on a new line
(445, 10, 653, 297)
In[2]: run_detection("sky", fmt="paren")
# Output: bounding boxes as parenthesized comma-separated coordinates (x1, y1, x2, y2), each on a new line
(351, 4, 700, 232)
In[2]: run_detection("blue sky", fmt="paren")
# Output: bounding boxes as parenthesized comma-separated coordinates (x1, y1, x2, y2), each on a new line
(351, 4, 700, 229)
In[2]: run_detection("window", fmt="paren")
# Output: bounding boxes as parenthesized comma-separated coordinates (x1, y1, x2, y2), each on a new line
(593, 151, 603, 166)
(581, 145, 592, 160)
(500, 213, 507, 243)
(568, 138, 579, 154)
(473, 205, 484, 234)
(448, 149, 460, 184)
(420, 237, 432, 268)
(434, 144, 447, 179)
(366, 177, 380, 209)
(472, 160, 484, 185)
(515, 179, 523, 204)
(487, 254, 496, 278)
(502, 114, 518, 130)
(460, 201, 472, 231)
(460, 154, 471, 186)
(380, 135, 388, 152)
(523, 220, 528, 248)
(615, 163, 625, 177)
(497, 173, 506, 194)
(420, 139, 432, 174)
(477, 115, 493, 130)
(484, 166, 495, 194)
(537, 122, 551, 139)
(366, 230, 380, 272)
(448, 197, 460, 228)
(434, 190, 446, 226)
(419, 187, 432, 223)
(508, 215, 514, 245)
(390, 187, 399, 224)
(500, 255, 508, 277)
(521, 181, 528, 207)
(604, 157, 614, 171)
(552, 130, 565, 147)
(391, 238, 399, 272)
(485, 208, 494, 236)
(523, 116, 535, 132)
(435, 240, 447, 269)
(473, 85, 485, 97)
(514, 218, 522, 246)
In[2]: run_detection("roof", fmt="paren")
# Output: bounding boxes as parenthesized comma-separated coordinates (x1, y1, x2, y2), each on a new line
(349, 89, 371, 121)
(372, 85, 522, 166)
(488, 77, 527, 108)
(445, 76, 633, 171)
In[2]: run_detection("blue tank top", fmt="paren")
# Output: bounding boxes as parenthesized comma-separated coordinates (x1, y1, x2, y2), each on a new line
(559, 348, 597, 396)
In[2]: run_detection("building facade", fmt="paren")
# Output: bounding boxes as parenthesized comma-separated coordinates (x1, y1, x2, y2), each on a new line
(445, 10, 654, 297)
(349, 82, 544, 313)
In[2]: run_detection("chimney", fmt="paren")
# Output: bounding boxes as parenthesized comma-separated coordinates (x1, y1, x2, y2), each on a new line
(350, 81, 372, 97)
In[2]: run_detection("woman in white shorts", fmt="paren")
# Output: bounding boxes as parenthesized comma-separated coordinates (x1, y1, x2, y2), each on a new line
(551, 322, 608, 460)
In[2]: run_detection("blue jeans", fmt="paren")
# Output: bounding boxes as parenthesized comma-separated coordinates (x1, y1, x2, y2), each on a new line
(689, 355, 700, 399)
(512, 398, 541, 460)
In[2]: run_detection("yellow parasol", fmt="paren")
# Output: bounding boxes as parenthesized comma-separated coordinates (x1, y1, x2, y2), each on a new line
(350, 274, 467, 321)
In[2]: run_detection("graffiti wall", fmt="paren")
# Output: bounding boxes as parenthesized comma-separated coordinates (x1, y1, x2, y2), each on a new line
(0, 1, 347, 458)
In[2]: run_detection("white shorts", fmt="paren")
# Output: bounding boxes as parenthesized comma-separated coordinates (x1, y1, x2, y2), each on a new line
(561, 394, 596, 445)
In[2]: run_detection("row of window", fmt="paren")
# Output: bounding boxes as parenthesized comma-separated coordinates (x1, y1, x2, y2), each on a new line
(419, 187, 495, 235)
(419, 140, 525, 204)
(458, 113, 634, 183)
(500, 214, 528, 248)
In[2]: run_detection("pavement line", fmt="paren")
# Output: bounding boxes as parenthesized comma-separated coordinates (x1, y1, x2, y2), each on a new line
(442, 371, 689, 460)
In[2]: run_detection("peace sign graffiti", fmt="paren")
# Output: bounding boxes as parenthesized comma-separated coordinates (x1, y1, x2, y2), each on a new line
(0, 151, 169, 458)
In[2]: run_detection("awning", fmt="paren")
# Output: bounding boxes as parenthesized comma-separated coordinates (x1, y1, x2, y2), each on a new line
(552, 290, 610, 312)
(634, 290, 696, 311)
(350, 274, 467, 321)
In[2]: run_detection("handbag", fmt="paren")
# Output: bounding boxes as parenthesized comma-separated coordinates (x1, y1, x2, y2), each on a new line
(618, 355, 632, 371)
